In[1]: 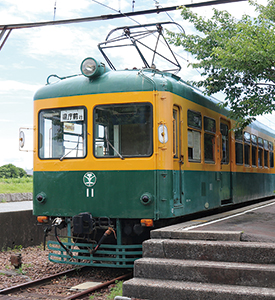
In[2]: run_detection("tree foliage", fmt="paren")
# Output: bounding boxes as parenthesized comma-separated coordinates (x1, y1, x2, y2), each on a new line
(0, 164, 27, 179)
(167, 0, 275, 128)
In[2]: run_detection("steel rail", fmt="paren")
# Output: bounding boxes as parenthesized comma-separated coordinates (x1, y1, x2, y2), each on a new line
(0, 267, 83, 295)
(64, 272, 132, 300)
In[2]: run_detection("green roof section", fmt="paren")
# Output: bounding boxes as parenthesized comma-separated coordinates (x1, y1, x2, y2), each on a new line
(34, 68, 275, 138)
(34, 68, 225, 113)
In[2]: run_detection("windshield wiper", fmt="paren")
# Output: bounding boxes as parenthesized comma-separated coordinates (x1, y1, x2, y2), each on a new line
(60, 137, 80, 161)
(104, 127, 124, 160)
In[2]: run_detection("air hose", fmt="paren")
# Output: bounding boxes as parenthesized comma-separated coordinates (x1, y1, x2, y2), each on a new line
(54, 222, 73, 257)
(92, 227, 116, 255)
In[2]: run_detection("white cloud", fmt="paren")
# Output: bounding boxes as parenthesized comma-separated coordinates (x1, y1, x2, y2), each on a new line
(0, 0, 99, 23)
(0, 119, 12, 122)
(0, 80, 39, 94)
(23, 25, 107, 62)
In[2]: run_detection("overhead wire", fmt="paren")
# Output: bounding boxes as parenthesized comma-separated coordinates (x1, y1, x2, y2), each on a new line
(90, 0, 142, 26)
(53, 1, 57, 21)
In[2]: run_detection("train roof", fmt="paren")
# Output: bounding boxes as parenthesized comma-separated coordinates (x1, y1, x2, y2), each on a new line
(34, 68, 224, 112)
(34, 68, 275, 138)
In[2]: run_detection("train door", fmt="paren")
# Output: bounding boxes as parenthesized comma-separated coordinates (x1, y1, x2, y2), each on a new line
(218, 119, 232, 204)
(173, 105, 183, 206)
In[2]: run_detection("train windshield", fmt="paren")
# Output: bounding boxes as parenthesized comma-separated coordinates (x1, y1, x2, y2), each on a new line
(94, 103, 153, 158)
(38, 107, 87, 160)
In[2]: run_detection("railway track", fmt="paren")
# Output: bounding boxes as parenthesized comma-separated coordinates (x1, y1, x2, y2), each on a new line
(0, 267, 132, 299)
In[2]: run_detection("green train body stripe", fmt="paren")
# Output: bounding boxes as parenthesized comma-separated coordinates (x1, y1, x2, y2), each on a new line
(33, 170, 275, 219)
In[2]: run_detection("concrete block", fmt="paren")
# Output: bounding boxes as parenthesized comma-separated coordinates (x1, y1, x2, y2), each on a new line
(159, 239, 275, 264)
(170, 230, 243, 241)
(123, 278, 275, 300)
(0, 193, 32, 202)
(0, 210, 43, 250)
(142, 239, 165, 258)
(134, 257, 275, 288)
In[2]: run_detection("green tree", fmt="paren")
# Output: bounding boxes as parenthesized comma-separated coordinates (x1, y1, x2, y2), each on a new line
(0, 164, 27, 178)
(167, 0, 275, 128)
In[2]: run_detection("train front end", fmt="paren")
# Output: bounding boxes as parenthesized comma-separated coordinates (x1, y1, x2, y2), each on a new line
(33, 58, 159, 268)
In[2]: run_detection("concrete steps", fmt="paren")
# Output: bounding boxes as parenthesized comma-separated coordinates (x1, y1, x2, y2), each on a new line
(142, 239, 275, 264)
(124, 278, 275, 300)
(123, 231, 275, 299)
(133, 258, 275, 288)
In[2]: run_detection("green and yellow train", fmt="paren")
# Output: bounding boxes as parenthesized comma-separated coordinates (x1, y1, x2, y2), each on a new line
(33, 25, 275, 268)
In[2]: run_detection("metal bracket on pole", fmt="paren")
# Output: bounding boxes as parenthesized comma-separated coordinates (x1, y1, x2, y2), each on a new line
(0, 28, 12, 51)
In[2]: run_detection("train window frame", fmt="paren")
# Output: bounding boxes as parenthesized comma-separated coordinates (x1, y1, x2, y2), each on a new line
(235, 130, 243, 165)
(244, 131, 251, 166)
(93, 102, 153, 158)
(258, 137, 263, 168)
(204, 116, 216, 164)
(204, 116, 216, 134)
(188, 110, 202, 163)
(251, 134, 257, 167)
(235, 130, 243, 142)
(269, 142, 274, 168)
(264, 139, 269, 168)
(173, 107, 179, 159)
(187, 110, 202, 130)
(38, 106, 87, 160)
(220, 122, 229, 165)
(187, 109, 202, 163)
(188, 129, 201, 162)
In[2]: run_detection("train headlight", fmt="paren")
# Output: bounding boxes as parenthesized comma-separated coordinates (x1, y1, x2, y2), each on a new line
(80, 57, 110, 78)
(81, 58, 97, 77)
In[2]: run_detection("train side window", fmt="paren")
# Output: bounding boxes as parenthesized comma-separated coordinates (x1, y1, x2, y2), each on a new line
(264, 140, 269, 168)
(220, 122, 229, 164)
(188, 110, 202, 130)
(269, 142, 274, 168)
(251, 134, 257, 167)
(235, 131, 243, 165)
(244, 132, 251, 166)
(188, 110, 201, 162)
(204, 117, 216, 163)
(258, 138, 263, 167)
(188, 130, 201, 162)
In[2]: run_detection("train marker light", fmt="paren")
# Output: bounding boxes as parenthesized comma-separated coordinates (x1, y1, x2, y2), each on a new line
(141, 219, 153, 227)
(140, 193, 153, 205)
(80, 57, 110, 78)
(37, 216, 49, 223)
(36, 192, 46, 203)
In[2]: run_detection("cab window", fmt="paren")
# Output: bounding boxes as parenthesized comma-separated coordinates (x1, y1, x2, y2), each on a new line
(94, 103, 153, 158)
(38, 107, 87, 159)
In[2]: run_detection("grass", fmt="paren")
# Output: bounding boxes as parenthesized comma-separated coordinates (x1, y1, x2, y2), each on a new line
(89, 280, 123, 300)
(106, 281, 123, 300)
(0, 177, 33, 193)
(16, 263, 33, 275)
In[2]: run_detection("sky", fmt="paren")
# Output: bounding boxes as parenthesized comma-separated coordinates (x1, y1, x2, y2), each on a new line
(0, 0, 272, 170)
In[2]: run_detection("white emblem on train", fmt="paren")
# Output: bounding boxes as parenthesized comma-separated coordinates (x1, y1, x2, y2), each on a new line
(83, 172, 97, 187)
